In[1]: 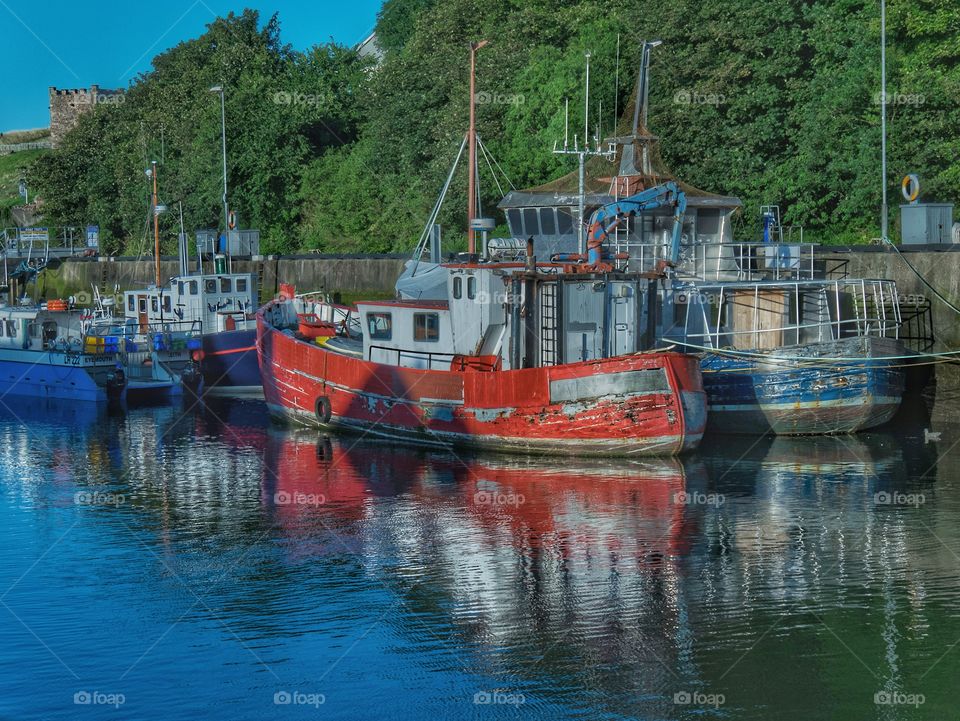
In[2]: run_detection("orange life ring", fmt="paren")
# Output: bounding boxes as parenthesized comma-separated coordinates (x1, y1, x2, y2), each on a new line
(901, 174, 920, 203)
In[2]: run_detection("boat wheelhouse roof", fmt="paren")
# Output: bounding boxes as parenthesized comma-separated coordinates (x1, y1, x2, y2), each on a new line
(356, 299, 449, 311)
(498, 115, 742, 212)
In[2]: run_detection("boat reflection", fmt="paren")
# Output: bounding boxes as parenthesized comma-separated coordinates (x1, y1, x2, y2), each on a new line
(258, 424, 944, 718)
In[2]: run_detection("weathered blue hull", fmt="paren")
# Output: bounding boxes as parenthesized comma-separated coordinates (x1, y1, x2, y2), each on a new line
(702, 337, 907, 435)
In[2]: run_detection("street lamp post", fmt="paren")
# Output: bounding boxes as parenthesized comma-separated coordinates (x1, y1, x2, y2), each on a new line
(880, 0, 888, 241)
(210, 84, 231, 271)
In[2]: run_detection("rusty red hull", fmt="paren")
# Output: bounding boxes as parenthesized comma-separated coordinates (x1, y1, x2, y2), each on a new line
(257, 303, 707, 456)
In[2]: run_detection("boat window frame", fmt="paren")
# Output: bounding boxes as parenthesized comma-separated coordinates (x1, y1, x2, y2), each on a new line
(220, 278, 232, 294)
(189, 280, 199, 295)
(540, 208, 557, 235)
(151, 297, 159, 313)
(467, 276, 476, 300)
(366, 312, 393, 341)
(236, 278, 247, 293)
(413, 312, 440, 343)
(127, 295, 135, 312)
(452, 277, 462, 299)
(41, 320, 58, 344)
(4, 320, 14, 338)
(522, 208, 539, 236)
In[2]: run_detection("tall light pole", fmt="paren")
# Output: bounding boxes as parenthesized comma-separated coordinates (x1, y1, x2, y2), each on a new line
(210, 83, 231, 271)
(880, 0, 888, 241)
(467, 40, 488, 256)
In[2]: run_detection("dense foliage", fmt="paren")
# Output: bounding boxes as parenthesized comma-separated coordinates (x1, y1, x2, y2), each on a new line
(29, 2, 960, 254)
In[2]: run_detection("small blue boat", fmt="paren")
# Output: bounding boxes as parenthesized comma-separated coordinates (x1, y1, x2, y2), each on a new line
(667, 278, 911, 435)
(120, 272, 260, 397)
(700, 336, 906, 434)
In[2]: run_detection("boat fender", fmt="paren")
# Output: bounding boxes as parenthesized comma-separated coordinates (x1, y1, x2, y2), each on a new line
(315, 396, 332, 424)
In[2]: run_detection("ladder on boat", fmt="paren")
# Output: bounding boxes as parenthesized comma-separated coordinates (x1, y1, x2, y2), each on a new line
(539, 282, 559, 366)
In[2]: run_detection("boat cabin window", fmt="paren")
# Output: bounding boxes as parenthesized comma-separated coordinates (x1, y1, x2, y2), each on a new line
(138, 297, 147, 314)
(557, 208, 574, 235)
(523, 208, 539, 235)
(42, 321, 57, 343)
(413, 313, 440, 342)
(698, 208, 721, 235)
(163, 296, 172, 313)
(540, 208, 556, 235)
(127, 296, 135, 312)
(453, 277, 462, 299)
(236, 278, 247, 293)
(220, 278, 231, 293)
(467, 276, 476, 300)
(205, 279, 216, 294)
(189, 281, 198, 295)
(366, 312, 392, 340)
(178, 282, 184, 295)
(3, 321, 11, 337)
(506, 209, 522, 236)
(151, 297, 159, 313)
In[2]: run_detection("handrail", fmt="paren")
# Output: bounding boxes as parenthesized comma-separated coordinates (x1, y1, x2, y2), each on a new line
(367, 343, 477, 371)
(675, 278, 903, 349)
(626, 240, 822, 282)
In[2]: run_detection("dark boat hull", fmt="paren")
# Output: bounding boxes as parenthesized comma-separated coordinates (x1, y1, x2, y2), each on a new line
(201, 329, 261, 395)
(702, 337, 907, 435)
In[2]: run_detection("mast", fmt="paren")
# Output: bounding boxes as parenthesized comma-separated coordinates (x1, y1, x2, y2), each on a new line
(467, 40, 488, 255)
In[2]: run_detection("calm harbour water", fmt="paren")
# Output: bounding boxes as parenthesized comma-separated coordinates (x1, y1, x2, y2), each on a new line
(0, 394, 958, 720)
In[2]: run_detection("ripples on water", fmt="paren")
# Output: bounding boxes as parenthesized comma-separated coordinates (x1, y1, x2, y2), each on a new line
(0, 396, 955, 719)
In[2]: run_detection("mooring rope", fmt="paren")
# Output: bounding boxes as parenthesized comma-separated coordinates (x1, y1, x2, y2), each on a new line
(883, 238, 960, 316)
(668, 338, 960, 367)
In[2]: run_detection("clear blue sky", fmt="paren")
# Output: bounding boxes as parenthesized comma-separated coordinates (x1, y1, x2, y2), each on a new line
(0, 0, 383, 132)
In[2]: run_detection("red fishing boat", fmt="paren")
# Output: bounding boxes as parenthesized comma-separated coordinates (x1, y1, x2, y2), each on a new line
(257, 43, 706, 456)
(257, 257, 706, 456)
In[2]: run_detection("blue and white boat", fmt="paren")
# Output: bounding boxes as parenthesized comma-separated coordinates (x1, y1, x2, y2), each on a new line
(119, 270, 260, 396)
(664, 278, 909, 434)
(0, 301, 127, 403)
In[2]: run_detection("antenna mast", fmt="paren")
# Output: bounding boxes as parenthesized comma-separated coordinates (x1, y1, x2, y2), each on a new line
(555, 53, 615, 255)
(467, 39, 489, 255)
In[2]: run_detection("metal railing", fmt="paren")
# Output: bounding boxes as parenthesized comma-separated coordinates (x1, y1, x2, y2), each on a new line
(625, 241, 826, 282)
(367, 344, 462, 371)
(1, 226, 90, 260)
(674, 278, 903, 350)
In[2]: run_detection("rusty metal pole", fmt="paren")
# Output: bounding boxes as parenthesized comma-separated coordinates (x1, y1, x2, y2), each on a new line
(152, 161, 161, 289)
(467, 40, 488, 256)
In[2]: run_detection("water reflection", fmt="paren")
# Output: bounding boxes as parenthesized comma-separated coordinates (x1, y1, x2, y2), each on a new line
(0, 397, 956, 720)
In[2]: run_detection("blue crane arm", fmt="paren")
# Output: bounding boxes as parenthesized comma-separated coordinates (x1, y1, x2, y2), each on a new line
(585, 181, 687, 265)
